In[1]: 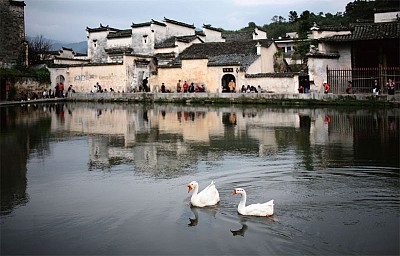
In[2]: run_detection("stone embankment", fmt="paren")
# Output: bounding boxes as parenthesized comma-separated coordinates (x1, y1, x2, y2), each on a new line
(67, 92, 400, 107)
(1, 92, 399, 107)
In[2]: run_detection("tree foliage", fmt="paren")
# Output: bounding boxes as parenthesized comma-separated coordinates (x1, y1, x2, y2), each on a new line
(230, 0, 398, 69)
(235, 0, 398, 39)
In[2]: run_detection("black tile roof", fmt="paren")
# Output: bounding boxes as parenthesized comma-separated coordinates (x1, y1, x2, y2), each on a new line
(154, 52, 176, 58)
(179, 39, 273, 59)
(203, 24, 223, 32)
(316, 24, 350, 31)
(10, 0, 25, 7)
(307, 52, 340, 58)
(86, 24, 119, 33)
(164, 17, 195, 29)
(160, 39, 273, 69)
(321, 22, 400, 42)
(222, 31, 253, 42)
(131, 19, 166, 28)
(208, 54, 260, 69)
(105, 47, 133, 54)
(155, 37, 177, 49)
(154, 35, 201, 49)
(107, 29, 132, 39)
(196, 30, 206, 36)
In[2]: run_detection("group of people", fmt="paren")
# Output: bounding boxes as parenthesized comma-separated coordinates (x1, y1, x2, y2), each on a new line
(42, 84, 76, 98)
(325, 78, 396, 95)
(361, 78, 396, 96)
(90, 82, 116, 93)
(160, 80, 206, 93)
(240, 85, 261, 93)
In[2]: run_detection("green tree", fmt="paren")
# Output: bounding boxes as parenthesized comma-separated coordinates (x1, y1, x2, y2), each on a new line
(288, 11, 298, 23)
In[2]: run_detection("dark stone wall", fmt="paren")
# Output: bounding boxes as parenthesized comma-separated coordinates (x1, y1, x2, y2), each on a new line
(0, 0, 25, 68)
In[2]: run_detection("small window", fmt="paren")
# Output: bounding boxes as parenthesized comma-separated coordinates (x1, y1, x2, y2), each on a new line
(287, 46, 292, 52)
(143, 35, 148, 44)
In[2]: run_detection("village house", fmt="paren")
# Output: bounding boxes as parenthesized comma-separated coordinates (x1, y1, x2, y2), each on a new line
(307, 8, 399, 93)
(45, 8, 398, 96)
(48, 17, 296, 94)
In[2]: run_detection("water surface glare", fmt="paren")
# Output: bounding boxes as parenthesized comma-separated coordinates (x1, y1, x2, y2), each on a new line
(1, 103, 399, 255)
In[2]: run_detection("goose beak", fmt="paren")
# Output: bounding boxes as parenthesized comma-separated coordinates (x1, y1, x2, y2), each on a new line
(232, 188, 236, 195)
(187, 184, 192, 193)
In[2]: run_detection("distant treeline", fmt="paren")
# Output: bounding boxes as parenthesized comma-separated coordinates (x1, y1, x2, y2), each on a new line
(231, 0, 399, 39)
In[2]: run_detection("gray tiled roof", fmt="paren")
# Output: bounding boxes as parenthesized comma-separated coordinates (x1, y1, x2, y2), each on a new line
(203, 24, 223, 32)
(222, 31, 253, 42)
(321, 22, 400, 42)
(179, 40, 273, 59)
(316, 24, 350, 31)
(107, 29, 132, 39)
(131, 19, 166, 28)
(154, 35, 201, 49)
(155, 37, 176, 49)
(307, 52, 340, 58)
(164, 17, 195, 29)
(86, 24, 119, 33)
(161, 39, 273, 69)
(208, 54, 260, 70)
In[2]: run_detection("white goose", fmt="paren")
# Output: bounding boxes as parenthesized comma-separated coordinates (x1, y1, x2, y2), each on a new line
(232, 188, 274, 216)
(187, 181, 220, 207)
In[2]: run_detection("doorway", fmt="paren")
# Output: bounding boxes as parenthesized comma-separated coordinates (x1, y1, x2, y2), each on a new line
(221, 74, 235, 93)
(56, 75, 65, 85)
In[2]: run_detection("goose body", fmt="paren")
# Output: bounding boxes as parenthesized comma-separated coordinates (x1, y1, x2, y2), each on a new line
(232, 188, 274, 216)
(187, 181, 220, 207)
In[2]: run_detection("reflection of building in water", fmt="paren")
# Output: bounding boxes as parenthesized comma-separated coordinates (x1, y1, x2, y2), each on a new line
(52, 105, 151, 147)
(89, 136, 111, 170)
(53, 103, 400, 173)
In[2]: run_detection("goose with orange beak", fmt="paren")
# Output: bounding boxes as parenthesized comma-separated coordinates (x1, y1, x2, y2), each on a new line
(187, 181, 220, 207)
(232, 188, 274, 216)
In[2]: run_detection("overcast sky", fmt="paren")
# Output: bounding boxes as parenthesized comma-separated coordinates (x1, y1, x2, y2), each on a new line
(24, 0, 353, 43)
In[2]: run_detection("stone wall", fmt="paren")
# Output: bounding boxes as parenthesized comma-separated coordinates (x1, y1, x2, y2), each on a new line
(0, 0, 25, 68)
(12, 76, 47, 100)
(54, 64, 128, 93)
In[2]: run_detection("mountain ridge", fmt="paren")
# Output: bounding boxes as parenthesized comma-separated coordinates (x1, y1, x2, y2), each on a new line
(50, 40, 87, 54)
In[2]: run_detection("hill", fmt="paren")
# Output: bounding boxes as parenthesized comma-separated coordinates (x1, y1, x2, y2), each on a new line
(50, 40, 87, 54)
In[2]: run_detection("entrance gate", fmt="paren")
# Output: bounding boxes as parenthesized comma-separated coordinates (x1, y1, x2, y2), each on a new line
(221, 74, 235, 93)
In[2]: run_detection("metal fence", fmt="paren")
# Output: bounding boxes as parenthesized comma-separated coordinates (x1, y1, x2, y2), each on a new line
(327, 66, 400, 94)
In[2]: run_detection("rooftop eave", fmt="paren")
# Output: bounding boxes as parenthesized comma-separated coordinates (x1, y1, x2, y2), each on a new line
(306, 52, 340, 59)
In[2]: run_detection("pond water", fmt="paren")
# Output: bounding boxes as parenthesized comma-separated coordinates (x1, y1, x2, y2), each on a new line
(1, 102, 399, 255)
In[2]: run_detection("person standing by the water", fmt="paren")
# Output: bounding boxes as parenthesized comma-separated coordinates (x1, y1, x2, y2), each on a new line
(228, 80, 236, 92)
(183, 80, 189, 93)
(387, 79, 395, 95)
(59, 82, 64, 98)
(346, 81, 353, 94)
(372, 79, 380, 95)
(55, 83, 59, 98)
(176, 80, 182, 93)
(323, 81, 330, 94)
(143, 77, 149, 92)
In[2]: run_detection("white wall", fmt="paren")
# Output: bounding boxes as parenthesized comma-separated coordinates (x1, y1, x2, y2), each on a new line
(165, 21, 195, 38)
(107, 37, 132, 49)
(253, 28, 267, 40)
(374, 11, 400, 23)
(87, 30, 111, 63)
(203, 28, 225, 42)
